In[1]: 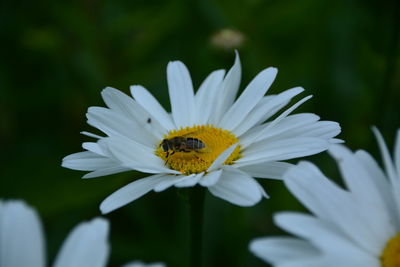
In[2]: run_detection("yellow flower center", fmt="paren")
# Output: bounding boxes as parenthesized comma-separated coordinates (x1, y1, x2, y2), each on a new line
(156, 125, 241, 175)
(381, 233, 400, 267)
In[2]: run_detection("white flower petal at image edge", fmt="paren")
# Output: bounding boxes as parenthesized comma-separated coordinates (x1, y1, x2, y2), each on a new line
(0, 200, 165, 267)
(53, 219, 109, 267)
(121, 261, 166, 267)
(0, 200, 45, 267)
(62, 51, 341, 213)
(0, 200, 109, 267)
(249, 127, 400, 267)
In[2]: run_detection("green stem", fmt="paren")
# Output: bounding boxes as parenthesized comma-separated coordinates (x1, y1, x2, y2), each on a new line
(189, 186, 205, 267)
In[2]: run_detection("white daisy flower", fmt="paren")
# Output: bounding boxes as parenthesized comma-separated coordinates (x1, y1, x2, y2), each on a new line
(62, 52, 341, 214)
(122, 261, 165, 267)
(0, 200, 166, 267)
(0, 200, 109, 267)
(249, 127, 400, 267)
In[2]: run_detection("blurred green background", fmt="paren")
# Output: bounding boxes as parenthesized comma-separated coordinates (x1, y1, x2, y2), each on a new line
(1, 0, 399, 266)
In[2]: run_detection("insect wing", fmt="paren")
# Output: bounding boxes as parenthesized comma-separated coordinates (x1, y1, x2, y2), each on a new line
(180, 130, 205, 138)
(187, 137, 206, 150)
(185, 138, 196, 149)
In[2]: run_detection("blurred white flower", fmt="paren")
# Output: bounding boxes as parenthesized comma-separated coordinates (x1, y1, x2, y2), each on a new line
(0, 200, 109, 267)
(0, 200, 165, 267)
(62, 52, 341, 213)
(250, 128, 400, 267)
(122, 261, 165, 267)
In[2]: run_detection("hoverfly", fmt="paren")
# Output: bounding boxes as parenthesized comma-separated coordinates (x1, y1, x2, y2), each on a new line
(160, 131, 206, 159)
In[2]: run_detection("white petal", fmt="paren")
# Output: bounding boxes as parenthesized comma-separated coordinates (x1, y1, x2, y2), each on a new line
(82, 166, 131, 179)
(175, 173, 204, 187)
(167, 61, 195, 128)
(153, 175, 187, 192)
(283, 162, 383, 255)
(238, 161, 293, 179)
(130, 85, 175, 131)
(87, 107, 158, 146)
(259, 120, 341, 145)
(81, 131, 103, 139)
(207, 144, 238, 172)
(354, 150, 397, 222)
(101, 87, 164, 139)
(274, 212, 338, 241)
(210, 51, 241, 124)
(236, 137, 329, 166)
(274, 212, 378, 264)
(244, 95, 312, 145)
(219, 67, 277, 130)
(372, 127, 400, 224)
(62, 151, 119, 171)
(208, 169, 263, 206)
(330, 138, 344, 144)
(249, 237, 320, 265)
(300, 121, 341, 140)
(63, 144, 131, 178)
(276, 259, 326, 267)
(194, 69, 225, 125)
(283, 162, 340, 220)
(122, 261, 166, 267)
(233, 87, 304, 136)
(106, 137, 180, 175)
(372, 127, 397, 185)
(249, 116, 339, 146)
(199, 169, 223, 187)
(321, 256, 379, 267)
(329, 145, 395, 244)
(239, 112, 319, 148)
(101, 87, 135, 113)
(0, 200, 45, 267)
(395, 129, 400, 176)
(53, 218, 109, 267)
(82, 142, 105, 156)
(329, 145, 380, 200)
(100, 174, 166, 214)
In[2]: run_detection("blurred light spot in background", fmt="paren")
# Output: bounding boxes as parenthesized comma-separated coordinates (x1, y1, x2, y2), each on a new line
(210, 28, 245, 50)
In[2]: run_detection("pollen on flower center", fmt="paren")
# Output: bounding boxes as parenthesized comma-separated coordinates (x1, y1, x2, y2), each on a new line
(381, 232, 400, 267)
(156, 125, 241, 175)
